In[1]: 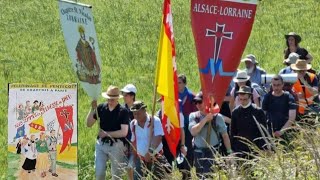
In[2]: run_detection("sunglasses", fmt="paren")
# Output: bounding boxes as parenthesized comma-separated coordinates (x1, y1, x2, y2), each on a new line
(194, 100, 202, 105)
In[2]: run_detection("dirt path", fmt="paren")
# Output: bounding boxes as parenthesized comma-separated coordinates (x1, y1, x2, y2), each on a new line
(16, 156, 77, 180)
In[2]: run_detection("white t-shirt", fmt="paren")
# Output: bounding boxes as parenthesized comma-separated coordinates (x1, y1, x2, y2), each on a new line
(130, 115, 164, 157)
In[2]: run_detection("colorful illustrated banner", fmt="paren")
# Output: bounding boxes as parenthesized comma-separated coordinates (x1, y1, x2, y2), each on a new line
(191, 0, 258, 106)
(59, 0, 101, 100)
(8, 83, 78, 179)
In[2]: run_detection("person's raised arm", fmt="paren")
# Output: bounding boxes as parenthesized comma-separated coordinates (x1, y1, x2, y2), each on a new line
(86, 100, 97, 127)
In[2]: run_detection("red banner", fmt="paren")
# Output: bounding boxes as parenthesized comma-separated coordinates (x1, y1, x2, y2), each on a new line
(191, 0, 257, 106)
(55, 106, 74, 154)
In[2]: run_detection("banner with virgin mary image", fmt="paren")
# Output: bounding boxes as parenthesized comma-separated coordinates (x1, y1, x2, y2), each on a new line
(7, 83, 78, 179)
(59, 0, 102, 100)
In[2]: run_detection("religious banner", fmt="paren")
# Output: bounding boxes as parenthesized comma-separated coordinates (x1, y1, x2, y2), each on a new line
(8, 83, 78, 179)
(191, 0, 258, 106)
(59, 0, 102, 100)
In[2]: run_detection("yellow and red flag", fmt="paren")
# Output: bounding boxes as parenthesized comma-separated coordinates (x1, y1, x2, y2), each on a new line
(155, 0, 180, 157)
(29, 116, 46, 134)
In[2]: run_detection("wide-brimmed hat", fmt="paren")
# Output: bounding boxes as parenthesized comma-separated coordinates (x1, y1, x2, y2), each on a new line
(130, 101, 147, 112)
(285, 32, 301, 43)
(290, 59, 311, 71)
(284, 52, 300, 64)
(241, 54, 258, 64)
(233, 70, 250, 83)
(101, 85, 123, 99)
(236, 86, 252, 95)
(121, 84, 137, 94)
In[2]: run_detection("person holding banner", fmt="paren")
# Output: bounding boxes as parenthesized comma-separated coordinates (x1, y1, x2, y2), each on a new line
(129, 101, 170, 180)
(189, 92, 232, 179)
(86, 85, 130, 180)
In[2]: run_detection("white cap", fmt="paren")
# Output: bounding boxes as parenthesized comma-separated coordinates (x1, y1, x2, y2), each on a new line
(121, 84, 137, 94)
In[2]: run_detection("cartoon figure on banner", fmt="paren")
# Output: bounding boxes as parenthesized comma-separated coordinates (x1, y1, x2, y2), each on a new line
(36, 132, 49, 178)
(16, 139, 22, 154)
(75, 25, 101, 84)
(25, 100, 32, 116)
(16, 103, 25, 121)
(47, 129, 60, 177)
(22, 134, 37, 174)
(32, 100, 40, 113)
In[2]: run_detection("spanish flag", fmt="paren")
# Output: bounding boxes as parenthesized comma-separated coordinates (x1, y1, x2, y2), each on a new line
(155, 0, 180, 157)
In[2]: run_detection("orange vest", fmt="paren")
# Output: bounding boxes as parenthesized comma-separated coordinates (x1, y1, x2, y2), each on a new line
(293, 73, 316, 114)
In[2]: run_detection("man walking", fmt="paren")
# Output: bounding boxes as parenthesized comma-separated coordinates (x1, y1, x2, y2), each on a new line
(262, 75, 297, 139)
(129, 101, 170, 180)
(230, 86, 267, 159)
(189, 92, 232, 179)
(86, 85, 130, 180)
(47, 130, 59, 177)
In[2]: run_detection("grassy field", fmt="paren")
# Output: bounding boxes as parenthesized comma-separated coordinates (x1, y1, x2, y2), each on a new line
(1, 0, 320, 179)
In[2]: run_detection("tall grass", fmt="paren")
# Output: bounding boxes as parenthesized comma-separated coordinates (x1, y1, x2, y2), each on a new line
(0, 0, 319, 179)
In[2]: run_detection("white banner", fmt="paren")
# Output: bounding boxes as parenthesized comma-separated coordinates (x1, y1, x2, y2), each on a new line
(8, 83, 78, 178)
(59, 0, 102, 100)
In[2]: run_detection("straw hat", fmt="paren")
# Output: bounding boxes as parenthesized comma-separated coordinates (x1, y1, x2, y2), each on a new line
(290, 59, 311, 71)
(101, 85, 123, 99)
(233, 70, 250, 83)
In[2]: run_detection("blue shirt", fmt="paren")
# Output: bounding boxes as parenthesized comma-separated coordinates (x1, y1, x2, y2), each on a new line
(248, 66, 266, 86)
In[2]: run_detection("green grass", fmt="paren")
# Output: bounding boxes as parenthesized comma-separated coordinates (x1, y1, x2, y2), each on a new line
(7, 152, 20, 179)
(1, 0, 320, 179)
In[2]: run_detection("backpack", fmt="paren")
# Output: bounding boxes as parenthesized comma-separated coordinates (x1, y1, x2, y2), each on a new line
(251, 82, 268, 105)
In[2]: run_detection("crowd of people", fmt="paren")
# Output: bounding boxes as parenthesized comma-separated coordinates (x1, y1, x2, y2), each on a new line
(86, 32, 320, 179)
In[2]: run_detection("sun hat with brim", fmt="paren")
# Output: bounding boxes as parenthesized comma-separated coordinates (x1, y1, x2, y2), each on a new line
(284, 52, 300, 64)
(241, 54, 258, 64)
(290, 59, 311, 71)
(130, 101, 147, 112)
(121, 84, 137, 94)
(236, 86, 252, 95)
(233, 70, 250, 83)
(101, 85, 123, 99)
(285, 32, 301, 43)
